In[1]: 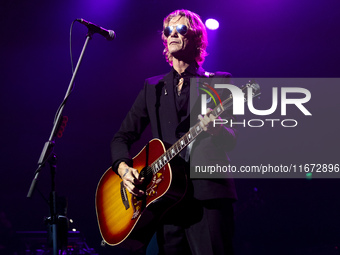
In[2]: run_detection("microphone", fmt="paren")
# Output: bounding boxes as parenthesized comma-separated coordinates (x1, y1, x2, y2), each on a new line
(76, 18, 115, 41)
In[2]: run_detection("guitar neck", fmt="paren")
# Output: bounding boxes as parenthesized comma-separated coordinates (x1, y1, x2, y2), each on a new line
(149, 121, 201, 174)
(149, 81, 260, 175)
(150, 99, 230, 175)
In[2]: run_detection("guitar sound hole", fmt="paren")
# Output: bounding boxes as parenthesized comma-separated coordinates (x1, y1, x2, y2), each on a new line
(138, 166, 153, 191)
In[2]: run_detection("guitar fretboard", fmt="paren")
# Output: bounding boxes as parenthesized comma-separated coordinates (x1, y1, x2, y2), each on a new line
(150, 100, 228, 174)
(149, 81, 260, 175)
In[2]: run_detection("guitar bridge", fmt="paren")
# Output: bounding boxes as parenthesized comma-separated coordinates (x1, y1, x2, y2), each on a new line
(120, 181, 130, 210)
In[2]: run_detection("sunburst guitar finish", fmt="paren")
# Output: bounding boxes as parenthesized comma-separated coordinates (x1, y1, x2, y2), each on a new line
(95, 139, 187, 250)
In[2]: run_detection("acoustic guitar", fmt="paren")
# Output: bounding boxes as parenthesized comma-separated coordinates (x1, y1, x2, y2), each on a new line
(95, 81, 261, 249)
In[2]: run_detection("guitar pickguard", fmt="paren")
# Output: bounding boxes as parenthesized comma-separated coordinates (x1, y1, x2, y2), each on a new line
(146, 171, 164, 196)
(130, 167, 165, 219)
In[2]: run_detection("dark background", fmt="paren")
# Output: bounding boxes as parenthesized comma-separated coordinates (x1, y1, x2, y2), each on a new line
(1, 0, 339, 254)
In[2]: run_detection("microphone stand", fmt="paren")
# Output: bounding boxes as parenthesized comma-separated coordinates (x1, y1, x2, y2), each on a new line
(27, 29, 94, 255)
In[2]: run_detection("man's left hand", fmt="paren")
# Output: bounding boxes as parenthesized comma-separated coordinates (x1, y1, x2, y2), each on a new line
(198, 108, 223, 136)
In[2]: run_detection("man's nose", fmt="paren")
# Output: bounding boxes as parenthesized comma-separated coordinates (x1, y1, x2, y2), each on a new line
(170, 27, 178, 37)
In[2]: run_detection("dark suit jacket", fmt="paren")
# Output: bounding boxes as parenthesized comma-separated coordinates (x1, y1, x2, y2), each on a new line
(111, 66, 237, 200)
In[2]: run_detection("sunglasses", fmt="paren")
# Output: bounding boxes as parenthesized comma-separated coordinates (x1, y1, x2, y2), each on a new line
(163, 24, 188, 37)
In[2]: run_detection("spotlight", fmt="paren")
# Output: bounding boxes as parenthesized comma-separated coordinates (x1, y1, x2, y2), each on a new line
(205, 19, 219, 30)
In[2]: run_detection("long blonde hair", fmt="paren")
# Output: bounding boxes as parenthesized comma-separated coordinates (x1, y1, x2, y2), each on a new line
(162, 9, 208, 66)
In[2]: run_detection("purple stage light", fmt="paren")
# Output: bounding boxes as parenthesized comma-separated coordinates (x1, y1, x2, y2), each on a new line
(205, 19, 219, 30)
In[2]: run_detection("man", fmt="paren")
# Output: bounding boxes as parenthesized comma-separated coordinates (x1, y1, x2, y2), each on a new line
(111, 9, 237, 254)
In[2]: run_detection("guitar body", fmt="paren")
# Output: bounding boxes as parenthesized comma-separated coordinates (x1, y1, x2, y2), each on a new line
(96, 138, 188, 250)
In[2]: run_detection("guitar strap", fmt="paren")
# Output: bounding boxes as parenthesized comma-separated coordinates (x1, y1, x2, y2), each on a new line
(155, 81, 165, 141)
(183, 71, 215, 162)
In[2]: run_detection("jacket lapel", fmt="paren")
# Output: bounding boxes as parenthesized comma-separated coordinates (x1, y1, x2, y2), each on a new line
(155, 71, 182, 142)
(175, 67, 208, 137)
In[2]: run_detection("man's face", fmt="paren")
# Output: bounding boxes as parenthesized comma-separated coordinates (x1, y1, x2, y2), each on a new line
(166, 16, 195, 61)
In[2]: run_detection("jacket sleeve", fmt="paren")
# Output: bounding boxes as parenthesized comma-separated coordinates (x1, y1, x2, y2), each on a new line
(110, 83, 150, 174)
(206, 72, 238, 152)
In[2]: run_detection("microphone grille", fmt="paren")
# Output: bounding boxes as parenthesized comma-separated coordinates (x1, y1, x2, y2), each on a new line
(107, 30, 116, 41)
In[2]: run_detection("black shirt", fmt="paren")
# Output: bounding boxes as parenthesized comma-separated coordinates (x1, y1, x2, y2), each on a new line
(173, 63, 200, 123)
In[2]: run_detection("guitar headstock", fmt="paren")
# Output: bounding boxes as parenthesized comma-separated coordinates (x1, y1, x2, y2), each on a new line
(242, 80, 261, 101)
(209, 80, 261, 117)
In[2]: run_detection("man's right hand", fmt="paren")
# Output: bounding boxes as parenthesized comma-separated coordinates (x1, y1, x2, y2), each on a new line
(118, 162, 145, 197)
